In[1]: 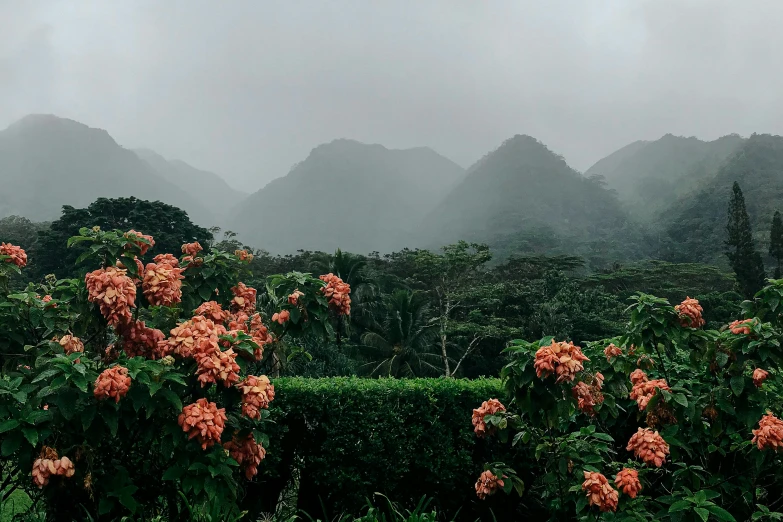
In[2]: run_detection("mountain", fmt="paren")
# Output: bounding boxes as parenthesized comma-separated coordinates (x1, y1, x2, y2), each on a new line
(230, 139, 465, 254)
(585, 134, 745, 219)
(422, 135, 646, 266)
(134, 148, 246, 224)
(660, 133, 783, 265)
(0, 114, 215, 225)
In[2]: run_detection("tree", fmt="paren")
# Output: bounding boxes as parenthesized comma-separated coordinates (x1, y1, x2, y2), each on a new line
(770, 211, 783, 278)
(725, 182, 766, 297)
(34, 197, 212, 278)
(359, 289, 438, 377)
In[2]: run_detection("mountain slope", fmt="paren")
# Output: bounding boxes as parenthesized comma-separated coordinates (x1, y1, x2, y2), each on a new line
(586, 134, 745, 219)
(134, 148, 246, 223)
(422, 135, 645, 265)
(0, 114, 214, 225)
(230, 139, 465, 253)
(660, 134, 783, 265)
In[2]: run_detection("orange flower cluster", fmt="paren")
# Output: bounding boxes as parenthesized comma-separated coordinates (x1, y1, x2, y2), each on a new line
(235, 249, 254, 262)
(627, 428, 669, 467)
(231, 282, 257, 314)
(753, 368, 769, 388)
(729, 319, 754, 335)
(224, 433, 267, 480)
(675, 297, 705, 328)
(604, 343, 622, 361)
(320, 273, 351, 315)
(288, 289, 304, 305)
(572, 375, 605, 416)
(614, 468, 642, 498)
(472, 398, 506, 437)
(272, 310, 290, 324)
(159, 315, 223, 359)
(752, 413, 783, 451)
(195, 301, 229, 323)
(533, 340, 590, 383)
(248, 313, 273, 359)
(32, 448, 74, 488)
(93, 367, 131, 403)
(629, 371, 671, 411)
(58, 334, 84, 355)
(178, 398, 227, 450)
(581, 472, 619, 512)
(119, 320, 166, 359)
(143, 257, 184, 307)
(41, 295, 55, 308)
(124, 230, 155, 255)
(195, 348, 241, 388)
(0, 242, 27, 267)
(238, 375, 275, 420)
(475, 470, 504, 500)
(182, 242, 203, 256)
(85, 266, 137, 325)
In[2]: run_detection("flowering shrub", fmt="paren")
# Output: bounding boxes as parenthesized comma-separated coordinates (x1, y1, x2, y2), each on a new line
(0, 229, 340, 520)
(474, 288, 783, 520)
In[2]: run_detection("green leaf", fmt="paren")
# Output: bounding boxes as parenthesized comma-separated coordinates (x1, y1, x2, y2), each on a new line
(669, 500, 693, 512)
(591, 432, 614, 442)
(103, 407, 119, 437)
(673, 394, 688, 408)
(162, 466, 184, 481)
(730, 375, 745, 396)
(21, 426, 38, 447)
(32, 368, 60, 384)
(198, 284, 213, 302)
(705, 505, 737, 522)
(160, 389, 182, 412)
(694, 508, 710, 522)
(0, 419, 19, 434)
(98, 497, 115, 515)
(1, 431, 22, 456)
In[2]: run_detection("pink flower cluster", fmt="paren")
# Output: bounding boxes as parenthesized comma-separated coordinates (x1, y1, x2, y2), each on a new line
(475, 470, 504, 500)
(32, 447, 74, 488)
(224, 433, 266, 480)
(604, 343, 622, 361)
(238, 375, 275, 420)
(195, 301, 229, 323)
(533, 340, 589, 383)
(752, 413, 783, 451)
(581, 472, 619, 512)
(124, 230, 155, 255)
(320, 273, 351, 315)
(119, 320, 166, 359)
(93, 366, 131, 403)
(195, 348, 241, 388)
(58, 334, 84, 355)
(628, 370, 671, 411)
(143, 255, 184, 307)
(0, 242, 27, 267)
(472, 398, 506, 437)
(231, 282, 257, 314)
(675, 297, 705, 328)
(288, 289, 304, 305)
(627, 428, 669, 467)
(730, 319, 754, 335)
(615, 468, 641, 498)
(753, 368, 769, 388)
(85, 266, 137, 325)
(178, 398, 227, 450)
(572, 373, 604, 416)
(272, 310, 290, 324)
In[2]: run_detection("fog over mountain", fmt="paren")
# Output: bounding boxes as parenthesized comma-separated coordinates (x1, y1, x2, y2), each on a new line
(4, 2, 783, 192)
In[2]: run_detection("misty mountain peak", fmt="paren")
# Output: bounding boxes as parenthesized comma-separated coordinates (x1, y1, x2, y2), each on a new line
(6, 114, 116, 146)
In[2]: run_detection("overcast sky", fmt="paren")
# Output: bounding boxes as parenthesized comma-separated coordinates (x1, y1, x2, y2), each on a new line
(2, 1, 783, 192)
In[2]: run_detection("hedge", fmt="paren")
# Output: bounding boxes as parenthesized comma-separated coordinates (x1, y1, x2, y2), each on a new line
(242, 377, 520, 520)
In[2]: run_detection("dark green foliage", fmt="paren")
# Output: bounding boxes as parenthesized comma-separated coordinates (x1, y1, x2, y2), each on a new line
(769, 210, 783, 278)
(246, 377, 517, 520)
(725, 182, 766, 297)
(33, 197, 212, 278)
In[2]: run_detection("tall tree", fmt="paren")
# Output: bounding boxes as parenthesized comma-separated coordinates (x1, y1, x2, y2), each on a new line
(725, 182, 766, 297)
(770, 211, 783, 278)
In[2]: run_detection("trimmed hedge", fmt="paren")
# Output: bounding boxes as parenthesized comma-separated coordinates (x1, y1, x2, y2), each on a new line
(242, 377, 520, 520)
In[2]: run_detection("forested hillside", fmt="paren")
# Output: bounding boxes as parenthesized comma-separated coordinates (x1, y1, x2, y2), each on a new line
(585, 133, 744, 219)
(134, 148, 246, 223)
(0, 115, 215, 226)
(230, 139, 465, 254)
(660, 134, 783, 264)
(423, 135, 648, 268)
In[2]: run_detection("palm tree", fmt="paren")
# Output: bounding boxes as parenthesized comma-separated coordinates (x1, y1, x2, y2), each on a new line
(360, 290, 439, 377)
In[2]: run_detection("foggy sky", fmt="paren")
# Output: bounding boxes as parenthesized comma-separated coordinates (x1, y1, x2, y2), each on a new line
(2, 1, 783, 193)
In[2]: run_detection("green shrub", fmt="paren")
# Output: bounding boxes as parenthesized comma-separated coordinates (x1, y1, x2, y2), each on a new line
(245, 377, 516, 520)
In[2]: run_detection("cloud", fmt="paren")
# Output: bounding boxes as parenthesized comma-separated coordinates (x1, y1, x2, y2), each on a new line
(2, 0, 783, 191)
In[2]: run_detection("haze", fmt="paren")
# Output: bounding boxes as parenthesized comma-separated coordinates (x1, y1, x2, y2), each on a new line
(2, 0, 783, 192)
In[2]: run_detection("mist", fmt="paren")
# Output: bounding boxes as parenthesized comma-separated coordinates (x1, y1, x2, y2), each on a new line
(3, 1, 783, 192)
